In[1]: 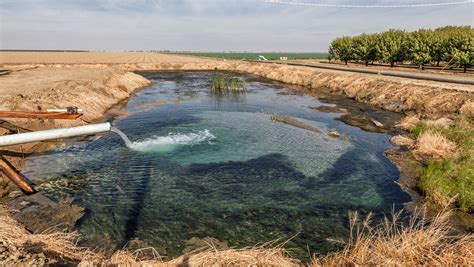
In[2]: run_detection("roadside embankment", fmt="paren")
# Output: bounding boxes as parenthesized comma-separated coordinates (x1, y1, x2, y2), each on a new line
(254, 60, 474, 85)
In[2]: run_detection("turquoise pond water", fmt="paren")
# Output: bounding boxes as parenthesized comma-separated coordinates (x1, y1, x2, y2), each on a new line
(24, 72, 411, 259)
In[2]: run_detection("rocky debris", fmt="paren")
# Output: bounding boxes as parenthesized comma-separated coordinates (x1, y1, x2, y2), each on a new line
(0, 241, 52, 266)
(328, 129, 341, 137)
(311, 105, 348, 114)
(371, 119, 384, 128)
(338, 114, 388, 133)
(11, 197, 84, 234)
(8, 190, 23, 199)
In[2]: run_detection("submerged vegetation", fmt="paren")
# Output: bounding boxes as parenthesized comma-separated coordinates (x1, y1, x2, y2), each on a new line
(329, 26, 473, 71)
(210, 72, 248, 93)
(410, 116, 474, 212)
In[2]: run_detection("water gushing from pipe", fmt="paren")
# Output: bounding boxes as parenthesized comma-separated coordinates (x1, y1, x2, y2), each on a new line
(111, 127, 133, 148)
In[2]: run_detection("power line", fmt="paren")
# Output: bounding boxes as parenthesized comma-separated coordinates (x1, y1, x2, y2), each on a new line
(263, 0, 473, 8)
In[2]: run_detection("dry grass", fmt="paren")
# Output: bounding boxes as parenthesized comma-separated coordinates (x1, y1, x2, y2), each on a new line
(95, 244, 299, 267)
(2, 204, 473, 266)
(414, 131, 458, 159)
(390, 135, 415, 147)
(395, 115, 420, 131)
(313, 208, 474, 266)
(425, 117, 454, 128)
(170, 246, 300, 267)
(101, 248, 165, 266)
(460, 99, 474, 116)
(0, 206, 98, 262)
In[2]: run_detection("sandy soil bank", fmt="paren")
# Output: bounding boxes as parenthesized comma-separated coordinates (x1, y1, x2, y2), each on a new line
(0, 66, 150, 199)
(0, 66, 150, 130)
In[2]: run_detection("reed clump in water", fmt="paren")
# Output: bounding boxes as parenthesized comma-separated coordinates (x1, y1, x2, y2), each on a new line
(210, 72, 248, 93)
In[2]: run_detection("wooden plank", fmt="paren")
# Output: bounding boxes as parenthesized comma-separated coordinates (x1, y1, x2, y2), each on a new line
(0, 111, 82, 120)
(0, 157, 36, 194)
(0, 120, 32, 133)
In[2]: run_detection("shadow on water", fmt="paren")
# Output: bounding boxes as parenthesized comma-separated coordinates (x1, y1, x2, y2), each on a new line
(119, 155, 153, 248)
(127, 152, 410, 259)
(303, 147, 411, 209)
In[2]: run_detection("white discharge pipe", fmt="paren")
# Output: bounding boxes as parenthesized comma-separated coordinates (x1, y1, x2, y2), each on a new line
(0, 123, 111, 147)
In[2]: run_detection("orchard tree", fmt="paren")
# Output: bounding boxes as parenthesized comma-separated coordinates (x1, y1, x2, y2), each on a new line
(407, 29, 433, 70)
(327, 25, 472, 71)
(431, 28, 449, 66)
(443, 27, 474, 72)
(352, 33, 377, 66)
(375, 29, 407, 67)
(328, 36, 354, 65)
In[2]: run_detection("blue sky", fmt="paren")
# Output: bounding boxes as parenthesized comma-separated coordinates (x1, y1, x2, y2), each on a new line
(0, 0, 472, 51)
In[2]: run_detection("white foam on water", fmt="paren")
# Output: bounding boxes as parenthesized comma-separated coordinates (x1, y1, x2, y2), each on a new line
(130, 129, 216, 152)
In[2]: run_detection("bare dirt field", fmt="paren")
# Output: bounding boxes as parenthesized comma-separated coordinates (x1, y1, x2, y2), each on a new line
(0, 52, 211, 64)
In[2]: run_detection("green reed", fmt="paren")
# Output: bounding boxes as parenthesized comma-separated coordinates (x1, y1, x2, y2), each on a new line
(210, 73, 248, 93)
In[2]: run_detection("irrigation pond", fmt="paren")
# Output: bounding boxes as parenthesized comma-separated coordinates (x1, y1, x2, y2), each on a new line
(23, 72, 411, 260)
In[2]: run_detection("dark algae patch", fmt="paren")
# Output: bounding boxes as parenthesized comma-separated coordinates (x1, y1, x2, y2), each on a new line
(23, 72, 411, 261)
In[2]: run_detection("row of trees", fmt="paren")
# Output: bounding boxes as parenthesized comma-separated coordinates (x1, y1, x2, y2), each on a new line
(328, 26, 473, 72)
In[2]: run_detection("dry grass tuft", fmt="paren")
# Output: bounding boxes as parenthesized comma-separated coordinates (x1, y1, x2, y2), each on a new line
(313, 209, 474, 266)
(396, 115, 420, 131)
(102, 249, 165, 266)
(414, 131, 458, 159)
(0, 206, 98, 262)
(390, 135, 415, 147)
(460, 100, 474, 117)
(99, 244, 299, 267)
(171, 246, 300, 267)
(425, 117, 454, 128)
